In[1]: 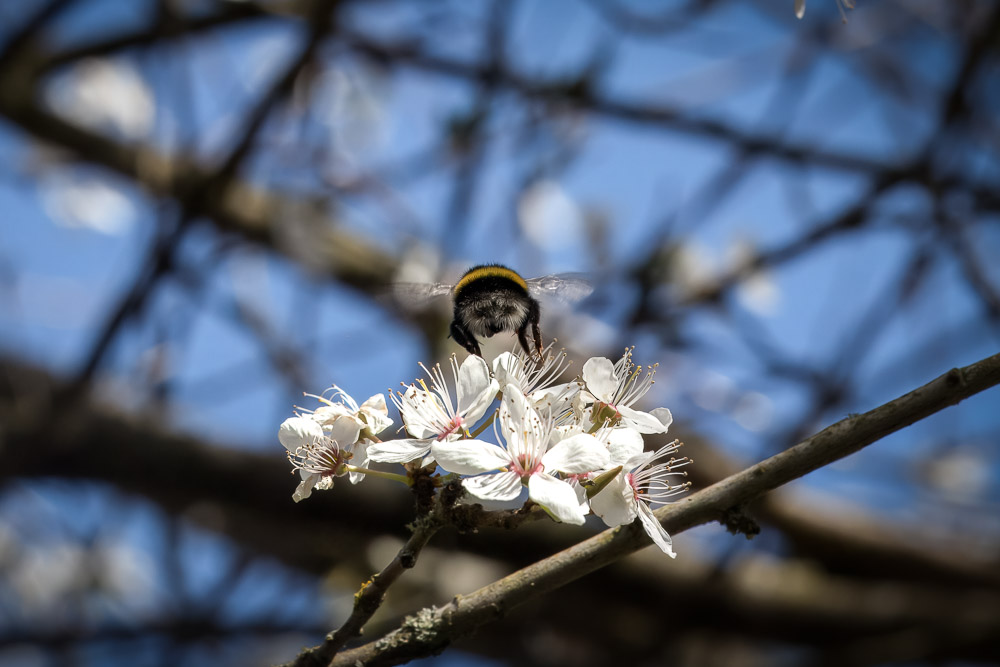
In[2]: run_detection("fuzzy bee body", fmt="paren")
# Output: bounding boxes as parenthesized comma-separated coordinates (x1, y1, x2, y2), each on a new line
(451, 265, 541, 358)
(393, 263, 592, 359)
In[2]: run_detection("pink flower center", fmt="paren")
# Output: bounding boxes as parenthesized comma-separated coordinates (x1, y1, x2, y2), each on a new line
(512, 454, 542, 478)
(626, 472, 640, 501)
(437, 415, 464, 441)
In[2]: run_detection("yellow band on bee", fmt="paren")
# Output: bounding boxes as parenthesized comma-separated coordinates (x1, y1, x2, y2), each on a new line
(454, 265, 528, 296)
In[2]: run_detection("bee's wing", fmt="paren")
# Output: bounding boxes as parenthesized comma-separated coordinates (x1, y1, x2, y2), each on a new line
(526, 273, 593, 305)
(391, 281, 454, 309)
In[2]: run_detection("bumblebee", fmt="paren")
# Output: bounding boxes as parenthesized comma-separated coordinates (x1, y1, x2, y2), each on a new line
(394, 264, 591, 359)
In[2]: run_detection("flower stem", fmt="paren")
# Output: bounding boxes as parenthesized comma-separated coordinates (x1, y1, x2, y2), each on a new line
(468, 410, 497, 438)
(346, 465, 412, 486)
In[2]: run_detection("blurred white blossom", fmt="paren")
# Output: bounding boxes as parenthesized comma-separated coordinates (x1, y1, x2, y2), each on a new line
(316, 64, 387, 163)
(11, 542, 86, 615)
(732, 391, 774, 432)
(40, 172, 136, 235)
(518, 180, 585, 250)
(670, 239, 780, 316)
(794, 0, 856, 23)
(46, 58, 154, 139)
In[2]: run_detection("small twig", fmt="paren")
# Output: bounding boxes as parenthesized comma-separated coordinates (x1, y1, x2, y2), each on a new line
(287, 503, 446, 667)
(468, 410, 496, 438)
(284, 478, 547, 667)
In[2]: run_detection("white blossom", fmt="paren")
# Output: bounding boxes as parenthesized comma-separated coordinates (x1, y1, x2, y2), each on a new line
(590, 440, 691, 557)
(306, 386, 393, 435)
(279, 415, 361, 502)
(46, 57, 154, 138)
(300, 386, 392, 483)
(579, 348, 673, 434)
(559, 422, 645, 509)
(277, 347, 691, 553)
(492, 343, 582, 416)
(368, 355, 498, 465)
(432, 385, 610, 525)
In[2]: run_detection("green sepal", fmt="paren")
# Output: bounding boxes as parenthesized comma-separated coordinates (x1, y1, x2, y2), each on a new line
(584, 465, 623, 498)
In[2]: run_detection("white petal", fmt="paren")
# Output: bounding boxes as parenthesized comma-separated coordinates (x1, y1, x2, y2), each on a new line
(528, 473, 589, 525)
(278, 417, 323, 452)
(492, 352, 526, 389)
(360, 394, 393, 434)
(604, 427, 644, 466)
(794, 0, 806, 19)
(500, 384, 544, 451)
(366, 438, 432, 463)
(457, 355, 498, 422)
(549, 423, 583, 446)
(313, 404, 352, 425)
(625, 450, 657, 471)
(348, 440, 370, 484)
(500, 383, 527, 431)
(463, 380, 498, 424)
(529, 382, 581, 414)
(292, 473, 320, 502)
(542, 433, 610, 474)
(618, 405, 670, 434)
(363, 410, 393, 435)
(637, 502, 676, 558)
(431, 439, 511, 474)
(361, 393, 388, 415)
(462, 471, 523, 502)
(573, 390, 594, 412)
(582, 357, 618, 402)
(589, 473, 637, 527)
(650, 407, 673, 431)
(399, 387, 444, 439)
(327, 415, 362, 445)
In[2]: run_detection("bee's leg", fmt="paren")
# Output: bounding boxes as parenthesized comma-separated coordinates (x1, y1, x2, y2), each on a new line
(528, 301, 543, 361)
(450, 320, 482, 357)
(516, 324, 533, 359)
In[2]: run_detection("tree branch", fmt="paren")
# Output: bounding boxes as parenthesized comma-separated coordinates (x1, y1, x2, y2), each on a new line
(328, 351, 1000, 666)
(291, 498, 447, 667)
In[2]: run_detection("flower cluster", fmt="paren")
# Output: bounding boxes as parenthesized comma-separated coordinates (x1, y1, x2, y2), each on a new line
(278, 386, 395, 502)
(278, 346, 691, 557)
